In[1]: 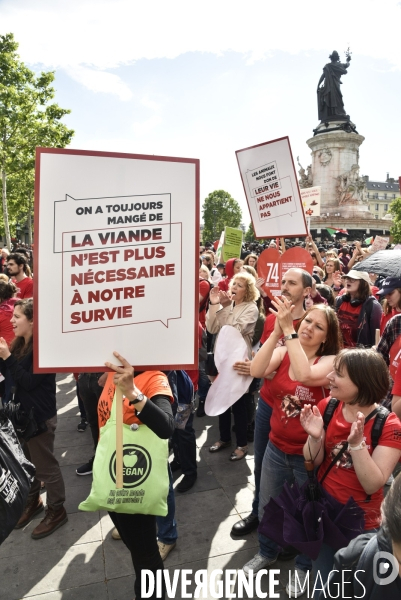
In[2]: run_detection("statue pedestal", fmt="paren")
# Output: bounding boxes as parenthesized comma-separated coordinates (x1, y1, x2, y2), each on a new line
(306, 124, 371, 219)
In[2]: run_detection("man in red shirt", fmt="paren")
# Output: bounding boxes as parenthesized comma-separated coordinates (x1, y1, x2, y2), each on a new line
(231, 268, 312, 537)
(7, 253, 33, 299)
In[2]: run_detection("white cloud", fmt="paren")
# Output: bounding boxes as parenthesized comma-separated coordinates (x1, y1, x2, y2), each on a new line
(64, 65, 133, 100)
(2, 0, 401, 70)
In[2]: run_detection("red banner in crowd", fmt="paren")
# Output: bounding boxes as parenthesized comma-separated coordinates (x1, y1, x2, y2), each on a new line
(257, 247, 313, 300)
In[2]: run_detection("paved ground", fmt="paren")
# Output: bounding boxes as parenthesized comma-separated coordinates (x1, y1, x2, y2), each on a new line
(0, 374, 300, 600)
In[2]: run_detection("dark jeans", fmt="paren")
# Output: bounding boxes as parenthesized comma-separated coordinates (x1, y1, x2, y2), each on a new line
(156, 464, 178, 545)
(197, 360, 210, 401)
(109, 511, 164, 600)
(76, 383, 87, 420)
(252, 398, 272, 516)
(258, 441, 311, 572)
(77, 373, 103, 450)
(24, 415, 66, 510)
(219, 393, 248, 447)
(172, 411, 197, 475)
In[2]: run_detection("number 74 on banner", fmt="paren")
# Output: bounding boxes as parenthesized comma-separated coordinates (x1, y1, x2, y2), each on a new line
(265, 263, 279, 284)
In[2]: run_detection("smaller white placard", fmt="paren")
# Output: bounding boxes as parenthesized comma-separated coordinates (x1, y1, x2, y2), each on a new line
(301, 186, 321, 217)
(236, 137, 308, 238)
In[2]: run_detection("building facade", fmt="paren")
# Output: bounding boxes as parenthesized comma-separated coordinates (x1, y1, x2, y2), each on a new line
(365, 174, 400, 219)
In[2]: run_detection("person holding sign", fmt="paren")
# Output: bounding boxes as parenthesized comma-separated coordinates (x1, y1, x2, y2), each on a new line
(242, 300, 341, 597)
(207, 272, 259, 460)
(101, 353, 174, 600)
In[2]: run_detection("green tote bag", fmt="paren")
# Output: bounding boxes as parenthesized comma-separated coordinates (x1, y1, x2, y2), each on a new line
(79, 393, 169, 515)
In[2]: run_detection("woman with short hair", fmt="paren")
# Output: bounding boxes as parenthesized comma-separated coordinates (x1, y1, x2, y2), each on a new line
(301, 348, 401, 594)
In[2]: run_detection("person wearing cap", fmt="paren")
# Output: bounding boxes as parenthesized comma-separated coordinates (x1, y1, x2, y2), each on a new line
(335, 270, 382, 348)
(378, 277, 401, 334)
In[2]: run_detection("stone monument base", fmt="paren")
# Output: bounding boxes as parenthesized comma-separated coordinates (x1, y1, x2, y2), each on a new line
(306, 124, 370, 219)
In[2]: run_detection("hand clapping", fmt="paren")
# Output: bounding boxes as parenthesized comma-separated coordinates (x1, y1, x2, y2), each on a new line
(300, 404, 324, 440)
(0, 337, 11, 360)
(270, 296, 295, 332)
(348, 412, 365, 446)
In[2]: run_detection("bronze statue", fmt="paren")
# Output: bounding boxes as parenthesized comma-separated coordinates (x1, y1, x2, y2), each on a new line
(317, 49, 351, 122)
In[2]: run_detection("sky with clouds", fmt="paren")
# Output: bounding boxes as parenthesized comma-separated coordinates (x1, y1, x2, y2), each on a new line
(1, 0, 401, 225)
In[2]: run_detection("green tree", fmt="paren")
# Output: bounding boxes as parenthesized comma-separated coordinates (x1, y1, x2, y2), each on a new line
(389, 197, 401, 243)
(202, 190, 242, 243)
(0, 33, 74, 248)
(245, 222, 256, 242)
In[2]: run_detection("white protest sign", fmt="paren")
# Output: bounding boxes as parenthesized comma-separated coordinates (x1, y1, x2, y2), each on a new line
(370, 235, 389, 254)
(34, 148, 199, 372)
(236, 137, 307, 238)
(301, 186, 321, 217)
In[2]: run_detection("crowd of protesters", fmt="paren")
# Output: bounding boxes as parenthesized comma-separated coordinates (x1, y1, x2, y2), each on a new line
(2, 234, 401, 600)
(197, 235, 401, 598)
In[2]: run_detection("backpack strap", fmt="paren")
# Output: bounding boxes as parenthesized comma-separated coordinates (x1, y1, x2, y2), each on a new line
(319, 402, 382, 487)
(322, 398, 340, 430)
(371, 406, 390, 450)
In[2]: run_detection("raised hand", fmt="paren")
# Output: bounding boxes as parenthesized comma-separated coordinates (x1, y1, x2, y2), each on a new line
(270, 295, 294, 334)
(0, 337, 11, 360)
(219, 290, 232, 308)
(209, 287, 221, 305)
(300, 404, 324, 439)
(255, 277, 266, 290)
(105, 351, 135, 399)
(348, 412, 365, 446)
(332, 271, 342, 288)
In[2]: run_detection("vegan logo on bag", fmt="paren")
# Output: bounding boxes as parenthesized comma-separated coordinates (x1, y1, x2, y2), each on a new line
(109, 445, 152, 487)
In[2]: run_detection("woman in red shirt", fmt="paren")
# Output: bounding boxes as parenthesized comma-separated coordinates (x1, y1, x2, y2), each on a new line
(0, 279, 18, 345)
(300, 348, 401, 593)
(0, 279, 18, 404)
(243, 300, 342, 597)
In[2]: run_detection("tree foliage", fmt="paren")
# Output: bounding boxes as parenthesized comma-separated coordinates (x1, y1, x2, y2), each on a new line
(244, 222, 256, 242)
(202, 190, 242, 243)
(389, 197, 401, 243)
(0, 33, 74, 247)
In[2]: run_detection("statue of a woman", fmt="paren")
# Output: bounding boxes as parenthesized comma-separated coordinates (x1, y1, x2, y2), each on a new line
(317, 50, 351, 122)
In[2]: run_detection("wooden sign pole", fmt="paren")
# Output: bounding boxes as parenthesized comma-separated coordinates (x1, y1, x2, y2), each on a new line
(115, 386, 124, 489)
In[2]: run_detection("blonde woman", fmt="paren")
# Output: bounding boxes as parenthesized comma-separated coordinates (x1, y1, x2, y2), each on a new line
(206, 272, 259, 460)
(199, 264, 212, 282)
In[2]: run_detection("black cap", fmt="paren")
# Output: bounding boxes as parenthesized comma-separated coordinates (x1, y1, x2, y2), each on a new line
(377, 277, 401, 296)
